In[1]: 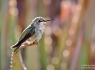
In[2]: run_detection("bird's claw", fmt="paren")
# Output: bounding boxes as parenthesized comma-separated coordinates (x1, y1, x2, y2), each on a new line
(33, 40, 38, 44)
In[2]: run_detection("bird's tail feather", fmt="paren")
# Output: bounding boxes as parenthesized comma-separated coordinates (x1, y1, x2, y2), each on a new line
(10, 44, 20, 52)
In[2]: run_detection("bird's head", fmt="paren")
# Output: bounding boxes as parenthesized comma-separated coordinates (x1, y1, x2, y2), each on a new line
(32, 17, 54, 29)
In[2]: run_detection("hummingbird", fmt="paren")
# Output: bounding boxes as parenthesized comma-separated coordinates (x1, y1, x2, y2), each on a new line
(11, 17, 54, 52)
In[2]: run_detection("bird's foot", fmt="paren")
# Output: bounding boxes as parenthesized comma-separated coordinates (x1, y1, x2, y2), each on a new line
(29, 40, 38, 45)
(33, 40, 38, 44)
(19, 41, 38, 50)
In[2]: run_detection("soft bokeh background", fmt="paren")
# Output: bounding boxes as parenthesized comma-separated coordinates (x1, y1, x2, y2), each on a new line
(0, 0, 95, 70)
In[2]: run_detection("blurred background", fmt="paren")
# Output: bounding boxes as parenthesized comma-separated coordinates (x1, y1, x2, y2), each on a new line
(0, 0, 95, 70)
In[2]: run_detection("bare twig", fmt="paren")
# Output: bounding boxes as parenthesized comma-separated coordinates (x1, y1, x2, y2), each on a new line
(10, 42, 37, 70)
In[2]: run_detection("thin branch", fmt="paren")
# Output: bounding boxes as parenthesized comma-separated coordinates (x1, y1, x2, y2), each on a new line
(10, 42, 38, 70)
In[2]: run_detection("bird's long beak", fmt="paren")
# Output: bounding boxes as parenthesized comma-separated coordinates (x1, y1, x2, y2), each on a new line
(44, 18, 55, 22)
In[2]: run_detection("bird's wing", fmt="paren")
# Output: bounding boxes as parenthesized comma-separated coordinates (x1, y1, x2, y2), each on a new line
(18, 24, 35, 42)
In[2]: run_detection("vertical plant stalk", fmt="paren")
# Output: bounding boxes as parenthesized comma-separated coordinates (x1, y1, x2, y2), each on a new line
(70, 0, 88, 70)
(86, 0, 95, 66)
(70, 21, 85, 70)
(1, 0, 9, 69)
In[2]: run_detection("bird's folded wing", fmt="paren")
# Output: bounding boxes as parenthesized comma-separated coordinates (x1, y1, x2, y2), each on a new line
(18, 24, 35, 42)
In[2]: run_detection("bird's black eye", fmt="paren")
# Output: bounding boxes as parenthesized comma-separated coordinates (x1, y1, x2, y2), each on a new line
(38, 20, 43, 22)
(38, 20, 42, 22)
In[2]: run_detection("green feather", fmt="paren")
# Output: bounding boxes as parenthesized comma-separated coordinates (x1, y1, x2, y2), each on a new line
(18, 24, 35, 42)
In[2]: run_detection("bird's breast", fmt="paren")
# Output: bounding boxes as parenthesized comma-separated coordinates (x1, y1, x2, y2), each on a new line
(35, 29, 44, 41)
